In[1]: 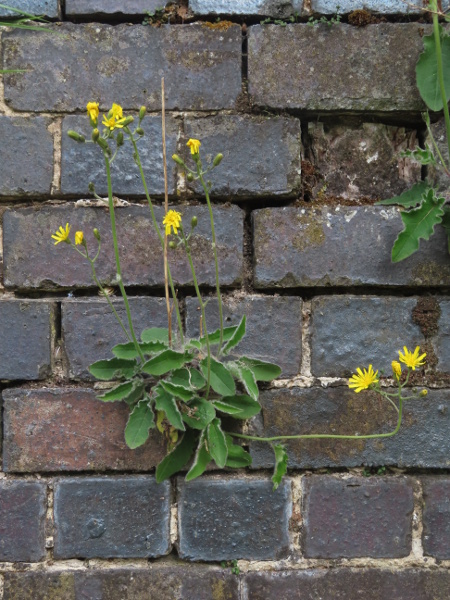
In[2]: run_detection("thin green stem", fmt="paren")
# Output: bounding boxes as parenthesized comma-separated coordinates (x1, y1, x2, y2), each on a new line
(104, 153, 145, 362)
(431, 0, 450, 164)
(426, 118, 450, 175)
(128, 132, 184, 344)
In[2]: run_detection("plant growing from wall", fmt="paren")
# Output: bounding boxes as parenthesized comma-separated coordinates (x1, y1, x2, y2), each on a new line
(58, 100, 428, 489)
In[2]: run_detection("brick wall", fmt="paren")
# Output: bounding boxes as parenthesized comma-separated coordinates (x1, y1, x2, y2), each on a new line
(0, 1, 449, 598)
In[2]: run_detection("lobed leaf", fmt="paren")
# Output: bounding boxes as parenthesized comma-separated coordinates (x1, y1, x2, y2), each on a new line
(155, 429, 197, 483)
(225, 434, 252, 468)
(272, 444, 288, 491)
(125, 399, 155, 449)
(89, 357, 137, 381)
(376, 181, 429, 208)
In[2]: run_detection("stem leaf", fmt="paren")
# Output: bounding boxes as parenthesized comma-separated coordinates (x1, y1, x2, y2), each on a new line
(272, 444, 288, 491)
(416, 27, 450, 111)
(225, 434, 252, 468)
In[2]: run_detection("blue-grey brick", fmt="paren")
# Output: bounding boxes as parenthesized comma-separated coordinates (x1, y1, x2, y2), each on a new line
(302, 475, 414, 558)
(4, 204, 243, 290)
(63, 297, 174, 380)
(311, 296, 424, 377)
(3, 23, 242, 112)
(308, 0, 432, 13)
(307, 122, 420, 201)
(0, 300, 53, 380)
(253, 206, 450, 289)
(54, 477, 170, 559)
(61, 115, 178, 196)
(0, 0, 58, 17)
(422, 477, 450, 560)
(190, 0, 302, 18)
(436, 300, 450, 373)
(65, 0, 164, 17)
(186, 295, 302, 377)
(248, 24, 427, 112)
(184, 115, 301, 198)
(0, 116, 53, 196)
(0, 480, 46, 562)
(249, 388, 450, 469)
(178, 478, 291, 560)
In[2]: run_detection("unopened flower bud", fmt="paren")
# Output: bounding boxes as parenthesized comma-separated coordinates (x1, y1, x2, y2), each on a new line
(93, 228, 101, 241)
(420, 389, 428, 397)
(97, 138, 111, 154)
(169, 241, 177, 249)
(172, 154, 185, 166)
(67, 130, 85, 143)
(191, 216, 198, 228)
(92, 128, 100, 142)
(186, 172, 194, 182)
(88, 182, 96, 193)
(75, 231, 84, 246)
(136, 127, 144, 136)
(116, 131, 124, 147)
(139, 106, 146, 121)
(212, 153, 223, 167)
(120, 116, 134, 128)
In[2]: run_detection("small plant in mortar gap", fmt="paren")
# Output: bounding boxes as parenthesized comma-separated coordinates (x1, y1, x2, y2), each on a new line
(377, 0, 450, 262)
(59, 102, 427, 490)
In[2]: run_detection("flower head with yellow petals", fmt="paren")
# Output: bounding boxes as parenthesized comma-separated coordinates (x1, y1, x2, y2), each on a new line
(398, 346, 426, 370)
(102, 114, 125, 131)
(163, 210, 182, 236)
(392, 360, 402, 381)
(348, 364, 379, 393)
(110, 103, 123, 120)
(86, 101, 99, 123)
(75, 231, 84, 246)
(187, 138, 201, 155)
(52, 223, 71, 245)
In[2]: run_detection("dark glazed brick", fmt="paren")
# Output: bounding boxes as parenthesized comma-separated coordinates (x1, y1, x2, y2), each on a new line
(302, 475, 413, 558)
(0, 300, 54, 380)
(62, 298, 173, 380)
(186, 295, 302, 377)
(178, 478, 291, 561)
(3, 567, 239, 600)
(307, 122, 420, 201)
(311, 296, 424, 377)
(54, 477, 170, 558)
(4, 204, 243, 290)
(61, 114, 178, 196)
(0, 1, 58, 17)
(66, 0, 163, 16)
(248, 24, 427, 112)
(249, 388, 450, 469)
(253, 206, 450, 288)
(184, 115, 301, 198)
(422, 477, 450, 559)
(0, 480, 46, 562)
(3, 388, 166, 472)
(3, 23, 242, 112)
(435, 300, 450, 373)
(244, 569, 450, 600)
(0, 116, 53, 196)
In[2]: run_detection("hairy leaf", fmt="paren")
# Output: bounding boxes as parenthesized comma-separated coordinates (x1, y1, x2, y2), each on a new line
(376, 181, 429, 208)
(416, 27, 450, 111)
(222, 315, 246, 354)
(200, 357, 236, 396)
(207, 418, 228, 468)
(272, 444, 288, 491)
(225, 434, 252, 468)
(98, 380, 144, 403)
(401, 146, 436, 167)
(155, 429, 197, 483)
(200, 325, 238, 346)
(142, 349, 189, 376)
(160, 380, 194, 402)
(182, 397, 216, 430)
(169, 368, 206, 391)
(141, 327, 169, 344)
(239, 358, 282, 382)
(112, 340, 167, 359)
(154, 386, 185, 431)
(125, 399, 155, 449)
(89, 357, 137, 381)
(186, 431, 211, 481)
(236, 364, 259, 401)
(213, 394, 261, 420)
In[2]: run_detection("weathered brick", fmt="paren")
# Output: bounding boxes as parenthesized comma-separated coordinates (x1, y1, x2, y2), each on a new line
(4, 204, 243, 290)
(310, 296, 424, 377)
(54, 477, 170, 558)
(253, 206, 450, 289)
(3, 23, 242, 112)
(177, 477, 291, 561)
(422, 477, 450, 560)
(306, 122, 420, 201)
(186, 295, 302, 377)
(61, 115, 178, 197)
(244, 569, 450, 600)
(184, 115, 301, 198)
(308, 0, 429, 13)
(65, 0, 163, 17)
(302, 475, 413, 558)
(0, 300, 54, 380)
(0, 480, 46, 562)
(63, 297, 173, 380)
(0, 0, 58, 17)
(0, 116, 53, 196)
(435, 300, 450, 373)
(190, 0, 302, 16)
(3, 388, 166, 472)
(248, 24, 427, 112)
(248, 388, 450, 469)
(3, 567, 240, 600)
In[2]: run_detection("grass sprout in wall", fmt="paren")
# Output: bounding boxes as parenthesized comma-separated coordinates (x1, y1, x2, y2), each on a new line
(57, 99, 427, 490)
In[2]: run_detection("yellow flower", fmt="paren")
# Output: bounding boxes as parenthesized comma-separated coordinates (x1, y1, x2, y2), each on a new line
(398, 346, 426, 370)
(392, 360, 402, 381)
(163, 210, 182, 236)
(102, 114, 125, 131)
(86, 101, 99, 122)
(348, 364, 379, 393)
(75, 231, 84, 245)
(51, 223, 71, 245)
(187, 138, 201, 155)
(110, 103, 123, 119)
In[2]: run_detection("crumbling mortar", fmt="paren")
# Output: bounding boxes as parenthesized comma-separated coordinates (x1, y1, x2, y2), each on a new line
(48, 117, 62, 195)
(410, 477, 425, 560)
(300, 300, 312, 377)
(45, 483, 54, 558)
(289, 476, 303, 555)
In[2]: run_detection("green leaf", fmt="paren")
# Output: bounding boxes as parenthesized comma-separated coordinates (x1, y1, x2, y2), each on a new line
(169, 368, 206, 391)
(416, 27, 450, 111)
(200, 325, 238, 346)
(272, 444, 288, 491)
(160, 380, 194, 402)
(237, 365, 259, 401)
(125, 399, 155, 449)
(185, 431, 211, 481)
(112, 340, 167, 359)
(222, 316, 246, 354)
(392, 188, 445, 262)
(401, 146, 436, 167)
(376, 181, 430, 207)
(225, 434, 252, 468)
(186, 339, 202, 350)
(155, 429, 197, 483)
(200, 357, 236, 396)
(154, 386, 185, 431)
(213, 394, 261, 420)
(207, 418, 228, 468)
(141, 327, 169, 344)
(88, 357, 137, 381)
(182, 397, 216, 430)
(141, 349, 189, 376)
(98, 380, 144, 403)
(239, 358, 282, 382)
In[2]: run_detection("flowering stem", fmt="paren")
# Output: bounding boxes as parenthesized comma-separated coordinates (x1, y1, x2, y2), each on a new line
(181, 227, 211, 399)
(127, 133, 184, 345)
(104, 153, 145, 362)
